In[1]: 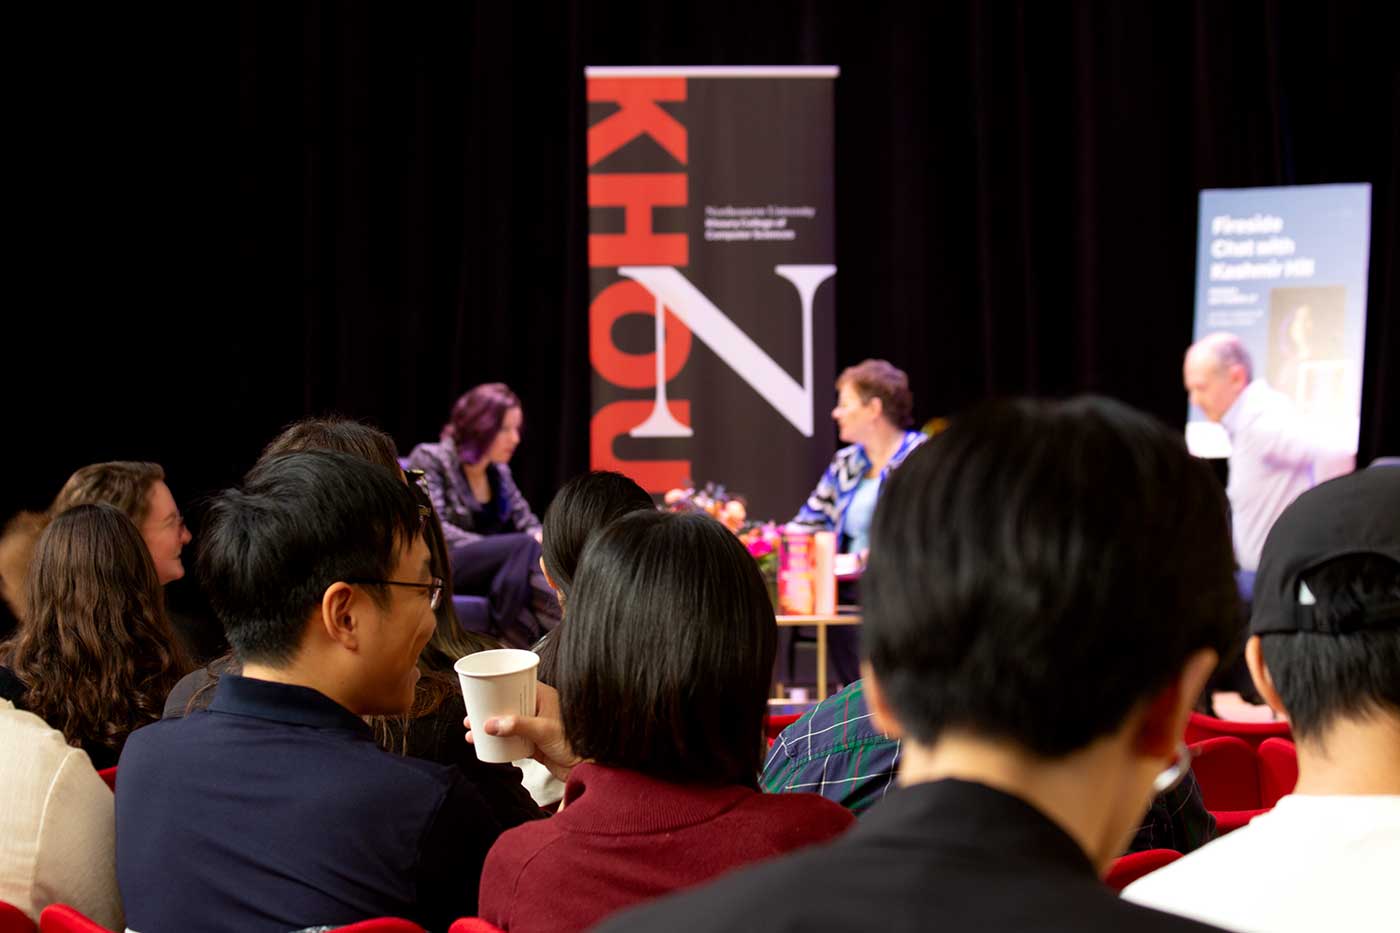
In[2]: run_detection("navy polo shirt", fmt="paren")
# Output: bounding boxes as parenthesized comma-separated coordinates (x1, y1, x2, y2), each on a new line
(115, 675, 500, 933)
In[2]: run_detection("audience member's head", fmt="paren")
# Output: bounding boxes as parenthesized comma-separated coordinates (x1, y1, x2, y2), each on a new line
(1183, 332, 1252, 423)
(862, 396, 1238, 865)
(5, 503, 188, 759)
(51, 461, 191, 584)
(444, 382, 523, 466)
(540, 471, 655, 608)
(835, 359, 914, 430)
(257, 415, 493, 663)
(1246, 468, 1400, 748)
(0, 511, 48, 623)
(535, 471, 654, 685)
(558, 510, 776, 787)
(259, 415, 402, 472)
(199, 451, 435, 715)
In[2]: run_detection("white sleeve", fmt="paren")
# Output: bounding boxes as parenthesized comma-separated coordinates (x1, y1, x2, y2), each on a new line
(31, 750, 124, 931)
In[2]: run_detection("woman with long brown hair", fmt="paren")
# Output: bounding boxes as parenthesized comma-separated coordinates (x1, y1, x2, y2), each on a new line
(0, 503, 190, 769)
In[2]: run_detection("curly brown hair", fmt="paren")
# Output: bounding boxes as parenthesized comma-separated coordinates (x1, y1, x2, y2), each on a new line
(4, 503, 189, 759)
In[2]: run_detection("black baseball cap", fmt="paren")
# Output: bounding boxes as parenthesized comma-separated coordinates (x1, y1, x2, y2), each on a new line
(1250, 466, 1400, 636)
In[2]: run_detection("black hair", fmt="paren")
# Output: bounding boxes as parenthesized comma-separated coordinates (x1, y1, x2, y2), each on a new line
(536, 471, 654, 685)
(1258, 554, 1400, 741)
(257, 414, 494, 662)
(198, 451, 423, 665)
(864, 396, 1239, 756)
(557, 510, 776, 786)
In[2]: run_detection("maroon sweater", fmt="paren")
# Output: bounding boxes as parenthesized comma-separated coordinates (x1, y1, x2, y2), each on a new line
(478, 762, 854, 932)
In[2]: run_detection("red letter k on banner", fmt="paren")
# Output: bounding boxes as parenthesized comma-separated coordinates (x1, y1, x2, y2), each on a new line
(587, 77, 687, 167)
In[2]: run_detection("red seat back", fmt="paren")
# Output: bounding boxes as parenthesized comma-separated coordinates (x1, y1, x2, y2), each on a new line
(333, 920, 426, 932)
(1212, 807, 1270, 834)
(764, 712, 802, 740)
(1103, 848, 1181, 892)
(1257, 737, 1299, 808)
(450, 920, 506, 933)
(1189, 736, 1262, 811)
(0, 901, 37, 933)
(37, 905, 112, 933)
(1185, 711, 1291, 750)
(96, 768, 116, 792)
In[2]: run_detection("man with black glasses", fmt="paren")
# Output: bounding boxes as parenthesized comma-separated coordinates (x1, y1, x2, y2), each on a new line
(116, 451, 496, 932)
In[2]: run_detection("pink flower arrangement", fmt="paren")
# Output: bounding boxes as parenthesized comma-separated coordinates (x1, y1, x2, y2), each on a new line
(739, 522, 782, 608)
(739, 522, 782, 557)
(662, 482, 748, 532)
(664, 484, 781, 606)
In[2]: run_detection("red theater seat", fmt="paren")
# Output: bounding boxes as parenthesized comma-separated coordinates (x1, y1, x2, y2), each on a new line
(37, 905, 111, 933)
(1104, 849, 1181, 892)
(764, 712, 802, 740)
(1189, 735, 1283, 835)
(1212, 807, 1270, 834)
(450, 920, 506, 933)
(39, 905, 425, 933)
(1185, 711, 1291, 749)
(96, 768, 116, 792)
(1257, 737, 1299, 808)
(1190, 736, 1261, 812)
(0, 901, 37, 933)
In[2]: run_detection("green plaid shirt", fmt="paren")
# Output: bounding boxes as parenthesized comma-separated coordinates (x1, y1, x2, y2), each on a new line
(762, 681, 897, 813)
(762, 680, 1217, 855)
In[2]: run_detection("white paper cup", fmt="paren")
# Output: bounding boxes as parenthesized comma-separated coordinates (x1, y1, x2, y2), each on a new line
(455, 649, 540, 764)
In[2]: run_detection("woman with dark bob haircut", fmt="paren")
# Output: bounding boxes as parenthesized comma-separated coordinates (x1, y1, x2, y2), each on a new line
(0, 504, 190, 769)
(533, 470, 656, 687)
(409, 383, 560, 648)
(477, 510, 853, 933)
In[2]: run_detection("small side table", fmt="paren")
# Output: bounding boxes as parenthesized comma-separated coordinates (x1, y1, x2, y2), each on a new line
(774, 612, 863, 701)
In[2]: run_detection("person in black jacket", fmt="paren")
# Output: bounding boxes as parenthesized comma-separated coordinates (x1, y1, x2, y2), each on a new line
(117, 452, 516, 932)
(162, 416, 542, 825)
(596, 397, 1240, 933)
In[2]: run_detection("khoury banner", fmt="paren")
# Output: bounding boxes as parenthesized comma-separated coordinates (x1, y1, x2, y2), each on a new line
(585, 65, 838, 522)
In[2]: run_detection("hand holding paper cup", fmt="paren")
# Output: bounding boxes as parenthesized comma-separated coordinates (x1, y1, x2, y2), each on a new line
(455, 649, 540, 763)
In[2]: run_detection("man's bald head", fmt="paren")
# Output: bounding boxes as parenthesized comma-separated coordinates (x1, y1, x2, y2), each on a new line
(1184, 333, 1252, 422)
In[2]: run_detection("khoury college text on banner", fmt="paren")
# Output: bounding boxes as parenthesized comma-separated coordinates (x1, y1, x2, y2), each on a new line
(1187, 183, 1372, 474)
(585, 65, 838, 521)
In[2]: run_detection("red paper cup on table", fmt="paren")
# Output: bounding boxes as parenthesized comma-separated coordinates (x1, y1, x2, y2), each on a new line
(455, 649, 540, 763)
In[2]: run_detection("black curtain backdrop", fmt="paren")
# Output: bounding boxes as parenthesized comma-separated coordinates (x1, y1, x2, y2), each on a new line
(7, 1, 1397, 537)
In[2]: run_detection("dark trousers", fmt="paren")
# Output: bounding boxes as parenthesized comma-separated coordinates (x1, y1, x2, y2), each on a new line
(450, 533, 559, 648)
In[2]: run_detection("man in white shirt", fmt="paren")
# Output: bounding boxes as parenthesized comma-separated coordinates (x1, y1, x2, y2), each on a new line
(1124, 466, 1400, 933)
(1183, 333, 1317, 574)
(0, 698, 123, 928)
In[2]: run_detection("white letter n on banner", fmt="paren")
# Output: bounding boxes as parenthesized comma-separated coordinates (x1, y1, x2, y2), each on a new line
(618, 264, 837, 439)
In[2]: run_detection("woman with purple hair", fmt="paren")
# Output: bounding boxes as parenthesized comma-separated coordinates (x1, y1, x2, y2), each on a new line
(409, 383, 560, 647)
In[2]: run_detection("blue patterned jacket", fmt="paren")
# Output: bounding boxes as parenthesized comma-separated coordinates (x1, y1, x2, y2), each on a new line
(790, 430, 927, 544)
